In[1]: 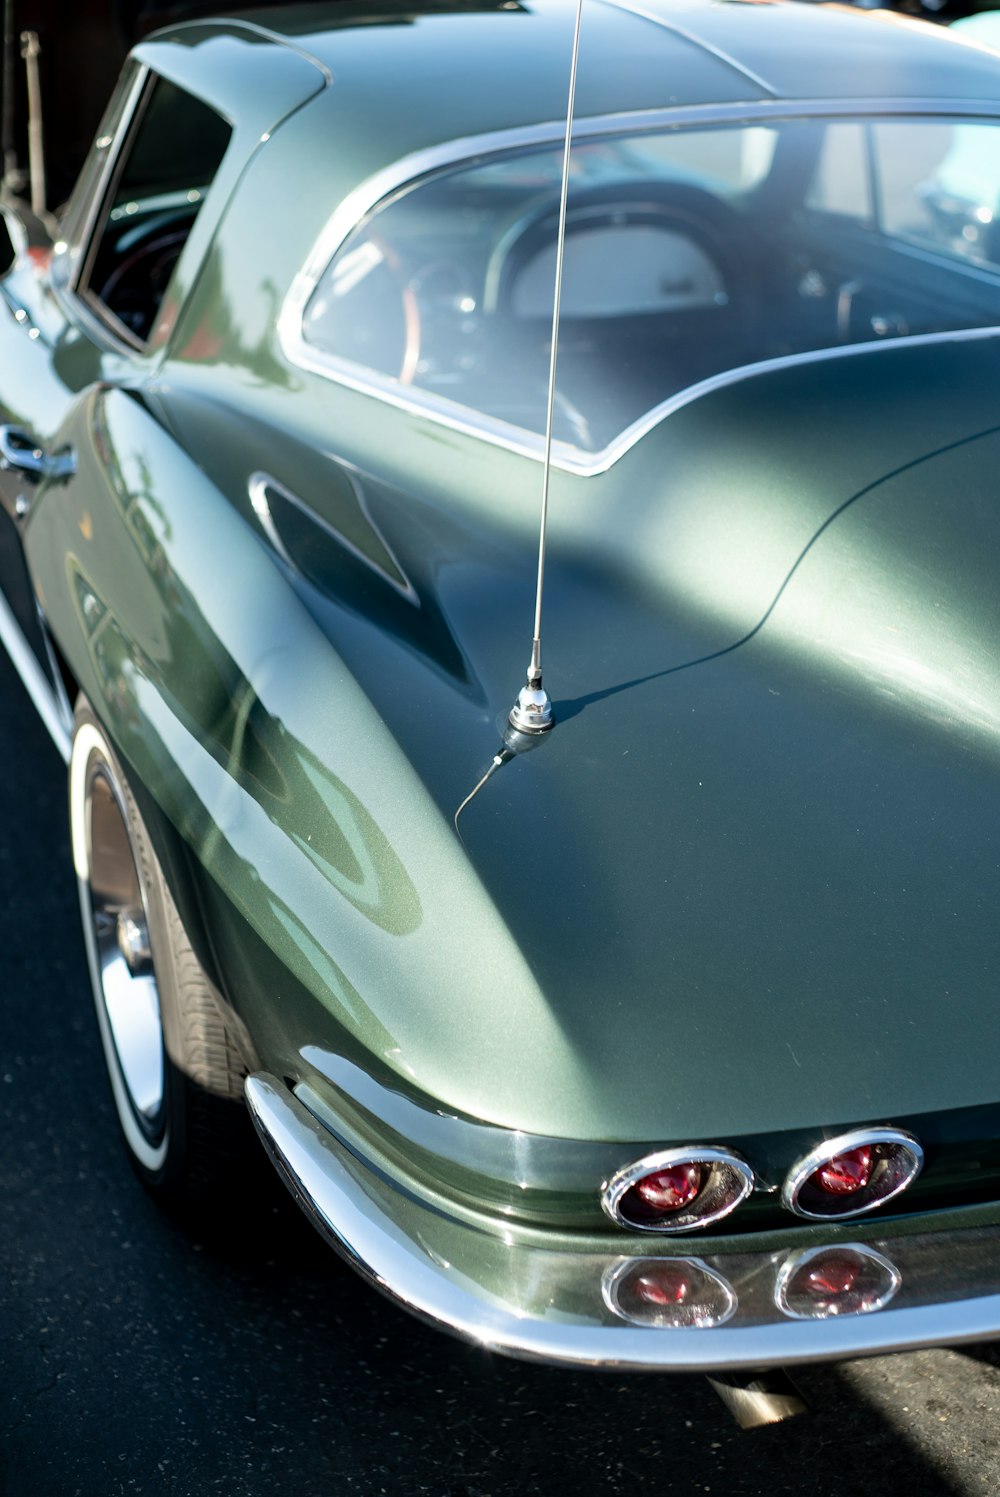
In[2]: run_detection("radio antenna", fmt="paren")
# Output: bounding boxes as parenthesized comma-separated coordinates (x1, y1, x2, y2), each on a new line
(507, 0, 585, 735)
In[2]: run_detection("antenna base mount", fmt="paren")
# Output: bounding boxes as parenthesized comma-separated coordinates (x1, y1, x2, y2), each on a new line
(508, 674, 554, 734)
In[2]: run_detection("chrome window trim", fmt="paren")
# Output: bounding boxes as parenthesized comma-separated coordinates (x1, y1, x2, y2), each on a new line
(52, 63, 236, 360)
(782, 1127, 924, 1221)
(52, 63, 150, 298)
(74, 66, 180, 355)
(279, 98, 1000, 477)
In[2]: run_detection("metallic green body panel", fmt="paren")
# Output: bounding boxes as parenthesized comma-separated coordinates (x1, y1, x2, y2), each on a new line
(244, 0, 1000, 108)
(24, 336, 1000, 1162)
(24, 389, 585, 1139)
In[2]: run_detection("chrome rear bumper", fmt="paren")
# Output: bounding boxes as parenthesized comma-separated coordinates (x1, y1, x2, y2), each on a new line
(245, 1072, 1000, 1371)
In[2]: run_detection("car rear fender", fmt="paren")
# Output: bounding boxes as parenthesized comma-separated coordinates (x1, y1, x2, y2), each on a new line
(23, 385, 584, 1132)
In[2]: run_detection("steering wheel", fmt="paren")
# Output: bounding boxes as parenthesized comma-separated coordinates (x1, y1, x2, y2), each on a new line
(475, 180, 753, 445)
(97, 229, 188, 341)
(486, 179, 747, 316)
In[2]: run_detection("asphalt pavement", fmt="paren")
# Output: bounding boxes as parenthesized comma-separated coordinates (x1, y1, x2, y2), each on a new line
(2, 643, 1000, 1497)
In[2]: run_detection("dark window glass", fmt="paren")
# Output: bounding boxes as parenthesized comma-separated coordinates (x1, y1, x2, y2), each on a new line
(82, 76, 231, 345)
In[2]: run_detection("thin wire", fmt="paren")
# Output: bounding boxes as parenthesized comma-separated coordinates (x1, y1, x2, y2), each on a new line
(528, 0, 585, 682)
(453, 753, 508, 836)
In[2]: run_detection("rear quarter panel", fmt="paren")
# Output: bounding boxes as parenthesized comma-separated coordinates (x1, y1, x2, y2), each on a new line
(22, 386, 582, 1132)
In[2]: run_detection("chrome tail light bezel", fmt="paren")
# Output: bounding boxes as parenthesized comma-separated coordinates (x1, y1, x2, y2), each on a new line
(782, 1127, 924, 1220)
(602, 1146, 755, 1233)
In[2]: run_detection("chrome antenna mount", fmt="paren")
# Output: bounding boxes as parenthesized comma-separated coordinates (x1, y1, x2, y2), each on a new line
(507, 0, 585, 737)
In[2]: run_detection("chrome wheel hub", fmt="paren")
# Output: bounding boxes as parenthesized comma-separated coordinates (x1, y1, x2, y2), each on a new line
(87, 768, 165, 1142)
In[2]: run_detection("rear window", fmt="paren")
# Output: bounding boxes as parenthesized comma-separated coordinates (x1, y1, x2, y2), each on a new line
(296, 115, 1000, 457)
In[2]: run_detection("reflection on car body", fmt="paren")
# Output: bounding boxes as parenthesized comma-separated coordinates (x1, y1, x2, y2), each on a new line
(1, 0, 1000, 1382)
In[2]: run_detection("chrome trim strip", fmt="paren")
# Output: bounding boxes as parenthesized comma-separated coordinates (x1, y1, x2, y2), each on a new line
(278, 99, 1000, 478)
(55, 64, 149, 294)
(782, 1127, 924, 1221)
(287, 324, 1000, 480)
(595, 0, 777, 96)
(249, 470, 418, 604)
(297, 1049, 649, 1199)
(602, 1145, 755, 1233)
(0, 586, 71, 761)
(246, 1073, 1000, 1370)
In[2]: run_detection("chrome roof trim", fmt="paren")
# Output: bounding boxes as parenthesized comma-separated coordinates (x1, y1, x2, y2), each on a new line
(279, 98, 1000, 478)
(247, 1072, 1000, 1371)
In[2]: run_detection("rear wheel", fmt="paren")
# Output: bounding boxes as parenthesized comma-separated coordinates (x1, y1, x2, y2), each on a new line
(70, 702, 250, 1203)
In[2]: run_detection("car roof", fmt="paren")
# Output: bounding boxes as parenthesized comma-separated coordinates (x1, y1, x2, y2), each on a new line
(215, 0, 1000, 119)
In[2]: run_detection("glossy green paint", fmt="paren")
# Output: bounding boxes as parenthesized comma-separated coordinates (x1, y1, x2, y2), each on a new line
(131, 335, 1000, 1175)
(244, 0, 1000, 109)
(6, 0, 1000, 1246)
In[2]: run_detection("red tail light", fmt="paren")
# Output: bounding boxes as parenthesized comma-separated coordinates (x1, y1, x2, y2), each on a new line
(813, 1146, 873, 1196)
(635, 1163, 704, 1213)
(783, 1129, 923, 1220)
(602, 1147, 754, 1233)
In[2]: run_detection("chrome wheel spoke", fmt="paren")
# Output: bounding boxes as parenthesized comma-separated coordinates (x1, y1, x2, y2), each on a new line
(86, 766, 166, 1143)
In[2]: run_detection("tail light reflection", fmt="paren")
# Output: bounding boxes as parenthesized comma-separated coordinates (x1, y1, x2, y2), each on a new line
(775, 1244, 901, 1320)
(603, 1256, 737, 1329)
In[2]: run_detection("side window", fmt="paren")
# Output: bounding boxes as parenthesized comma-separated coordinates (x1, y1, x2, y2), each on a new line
(873, 120, 1000, 270)
(77, 76, 231, 347)
(805, 123, 872, 223)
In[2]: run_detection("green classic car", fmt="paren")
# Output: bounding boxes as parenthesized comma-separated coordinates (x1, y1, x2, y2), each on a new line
(2, 0, 1000, 1378)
